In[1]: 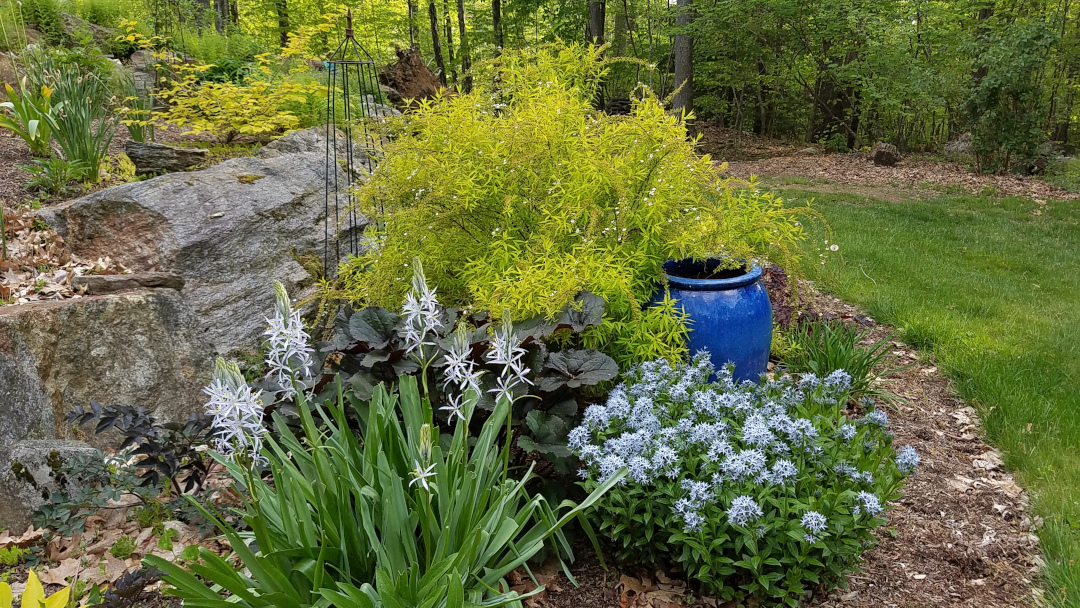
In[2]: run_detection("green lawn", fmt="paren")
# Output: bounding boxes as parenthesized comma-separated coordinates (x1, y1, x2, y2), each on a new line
(780, 189, 1080, 605)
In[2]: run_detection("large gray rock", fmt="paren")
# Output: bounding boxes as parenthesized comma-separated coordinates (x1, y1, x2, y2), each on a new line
(944, 133, 972, 157)
(125, 141, 208, 174)
(0, 289, 212, 447)
(871, 142, 901, 166)
(40, 127, 362, 353)
(0, 440, 97, 531)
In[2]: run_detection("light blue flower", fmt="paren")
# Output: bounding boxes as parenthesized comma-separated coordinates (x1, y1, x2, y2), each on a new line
(896, 445, 920, 474)
(728, 495, 764, 527)
(598, 453, 626, 483)
(721, 448, 767, 482)
(839, 423, 857, 442)
(768, 459, 798, 485)
(741, 413, 777, 449)
(855, 491, 883, 516)
(567, 426, 591, 452)
(627, 456, 653, 484)
(863, 409, 890, 428)
(801, 510, 827, 536)
(799, 372, 821, 390)
(706, 439, 735, 463)
(651, 445, 679, 477)
(824, 369, 852, 392)
(583, 404, 611, 430)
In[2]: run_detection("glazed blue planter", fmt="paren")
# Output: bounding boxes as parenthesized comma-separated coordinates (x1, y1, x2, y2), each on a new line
(660, 259, 772, 383)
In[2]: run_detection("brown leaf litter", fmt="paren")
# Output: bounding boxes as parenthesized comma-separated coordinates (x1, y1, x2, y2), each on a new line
(1, 210, 127, 305)
(722, 152, 1075, 202)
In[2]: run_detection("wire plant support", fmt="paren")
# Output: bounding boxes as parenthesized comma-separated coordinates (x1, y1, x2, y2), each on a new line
(324, 9, 384, 278)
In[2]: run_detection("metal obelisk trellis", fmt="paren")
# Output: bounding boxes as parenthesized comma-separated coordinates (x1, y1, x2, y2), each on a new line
(324, 9, 383, 278)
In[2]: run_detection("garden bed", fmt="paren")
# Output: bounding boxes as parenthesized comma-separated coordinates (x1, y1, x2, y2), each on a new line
(0, 288, 1038, 607)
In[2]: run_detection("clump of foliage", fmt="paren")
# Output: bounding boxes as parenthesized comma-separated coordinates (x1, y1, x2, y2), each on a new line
(0, 79, 56, 157)
(34, 403, 218, 537)
(573, 353, 919, 605)
(779, 319, 910, 402)
(964, 21, 1057, 173)
(336, 42, 807, 367)
(28, 59, 120, 182)
(325, 262, 619, 472)
(20, 157, 85, 196)
(147, 374, 623, 607)
(19, 0, 64, 44)
(0, 569, 69, 608)
(109, 535, 137, 560)
(84, 566, 164, 608)
(117, 20, 320, 143)
(0, 546, 27, 567)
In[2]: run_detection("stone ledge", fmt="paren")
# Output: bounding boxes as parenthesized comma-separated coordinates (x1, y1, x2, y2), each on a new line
(72, 272, 185, 295)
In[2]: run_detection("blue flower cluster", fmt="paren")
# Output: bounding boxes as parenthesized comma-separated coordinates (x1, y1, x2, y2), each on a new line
(571, 352, 920, 535)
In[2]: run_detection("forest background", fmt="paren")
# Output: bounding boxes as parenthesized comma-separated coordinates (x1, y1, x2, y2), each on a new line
(3, 0, 1074, 173)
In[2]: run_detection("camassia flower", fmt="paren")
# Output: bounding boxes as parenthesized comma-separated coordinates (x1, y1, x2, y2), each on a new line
(264, 281, 315, 399)
(486, 314, 532, 403)
(409, 460, 437, 492)
(443, 324, 483, 394)
(402, 258, 442, 355)
(203, 358, 267, 466)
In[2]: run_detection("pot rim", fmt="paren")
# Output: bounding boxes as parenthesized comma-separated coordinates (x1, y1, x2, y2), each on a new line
(662, 258, 763, 291)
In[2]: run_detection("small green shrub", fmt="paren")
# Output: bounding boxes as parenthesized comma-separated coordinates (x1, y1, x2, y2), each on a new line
(338, 42, 808, 368)
(779, 319, 909, 402)
(0, 546, 28, 567)
(109, 535, 136, 560)
(19, 0, 65, 44)
(20, 157, 85, 195)
(77, 0, 122, 27)
(573, 354, 919, 604)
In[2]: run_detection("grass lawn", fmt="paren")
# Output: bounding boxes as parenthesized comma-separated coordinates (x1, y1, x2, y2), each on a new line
(779, 189, 1080, 605)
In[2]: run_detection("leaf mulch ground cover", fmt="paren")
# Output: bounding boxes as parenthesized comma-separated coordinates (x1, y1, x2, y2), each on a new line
(722, 151, 1075, 202)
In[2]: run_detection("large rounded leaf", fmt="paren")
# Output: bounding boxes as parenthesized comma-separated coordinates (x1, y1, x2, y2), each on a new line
(538, 349, 619, 391)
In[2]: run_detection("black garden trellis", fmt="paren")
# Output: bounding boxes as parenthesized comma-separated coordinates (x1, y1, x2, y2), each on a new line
(324, 10, 384, 277)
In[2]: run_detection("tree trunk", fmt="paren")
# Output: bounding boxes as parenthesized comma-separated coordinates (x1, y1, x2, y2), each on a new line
(493, 0, 503, 50)
(428, 0, 447, 85)
(212, 0, 228, 32)
(274, 0, 290, 48)
(408, 0, 420, 50)
(458, 0, 472, 92)
(671, 0, 693, 122)
(587, 0, 605, 45)
(444, 0, 456, 85)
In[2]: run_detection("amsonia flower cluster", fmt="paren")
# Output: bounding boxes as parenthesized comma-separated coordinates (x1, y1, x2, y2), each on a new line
(572, 353, 919, 603)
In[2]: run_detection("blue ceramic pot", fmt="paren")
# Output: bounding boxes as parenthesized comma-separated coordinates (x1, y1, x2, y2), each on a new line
(660, 258, 772, 383)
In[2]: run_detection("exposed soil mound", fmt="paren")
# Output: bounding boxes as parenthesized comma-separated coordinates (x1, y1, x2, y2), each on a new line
(379, 46, 446, 106)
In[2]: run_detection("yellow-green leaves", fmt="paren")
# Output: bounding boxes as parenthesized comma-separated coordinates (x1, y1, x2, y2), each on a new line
(8, 570, 71, 608)
(339, 43, 807, 366)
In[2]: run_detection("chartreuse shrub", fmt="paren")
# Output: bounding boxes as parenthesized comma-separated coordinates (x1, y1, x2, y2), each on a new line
(336, 42, 808, 367)
(117, 20, 321, 144)
(572, 354, 919, 605)
(146, 374, 624, 607)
